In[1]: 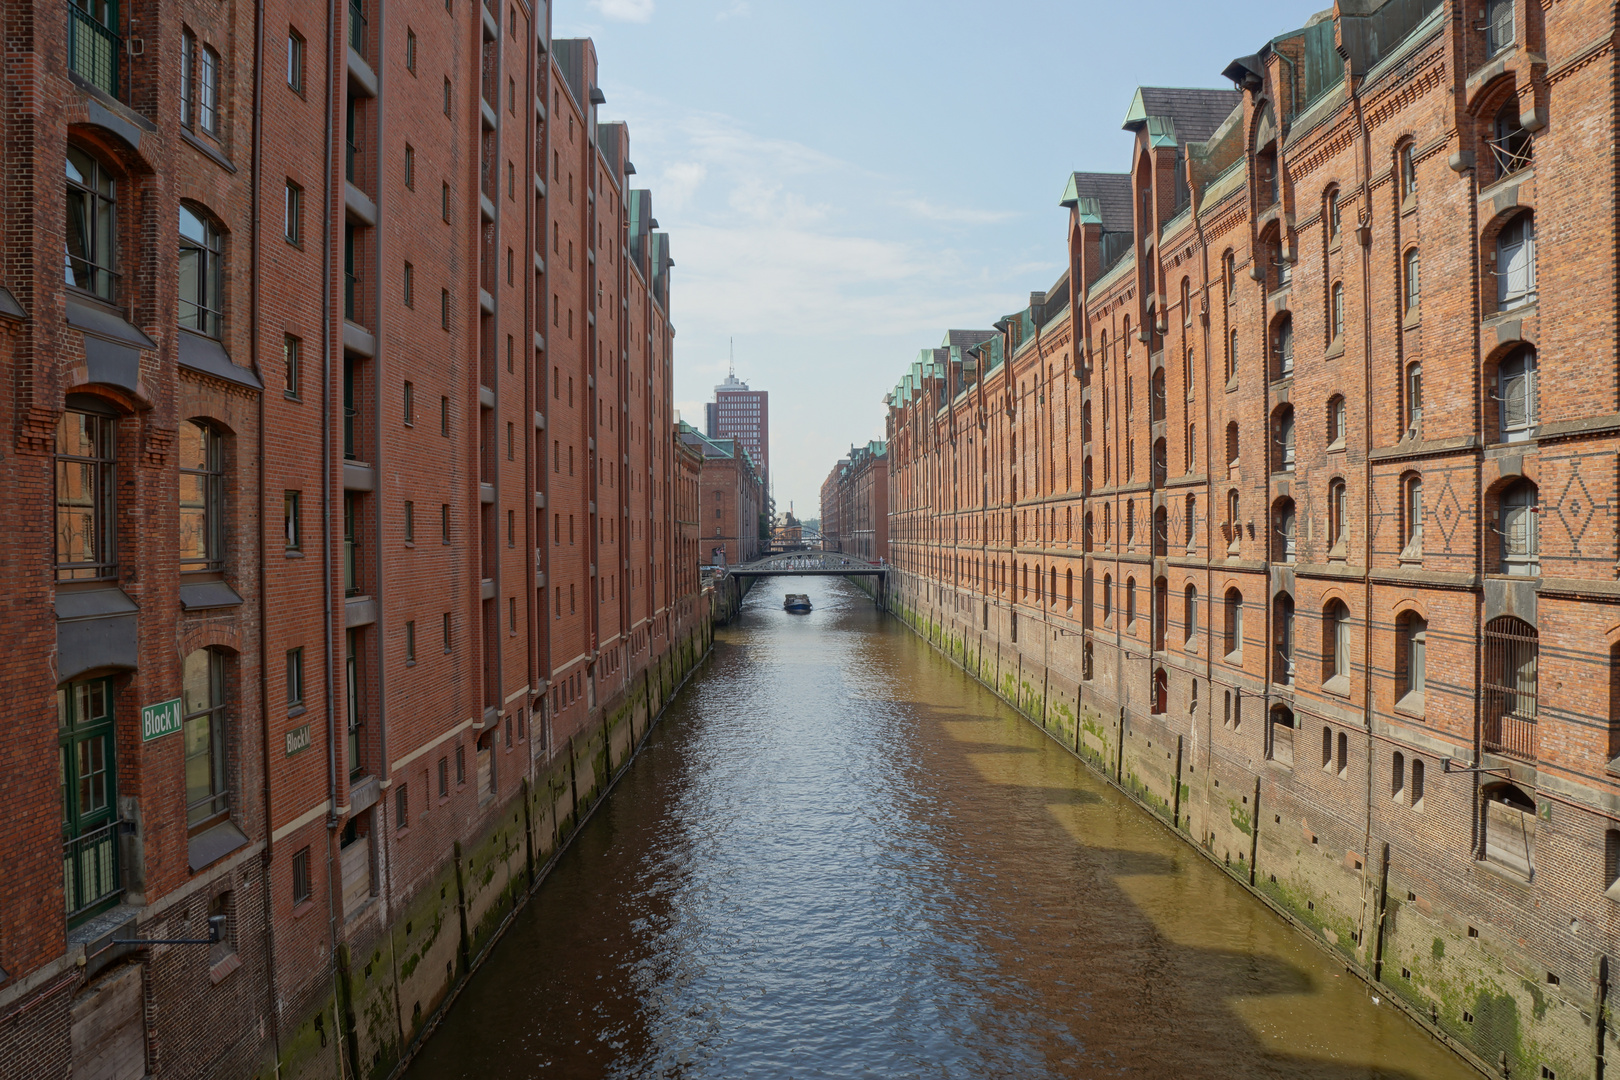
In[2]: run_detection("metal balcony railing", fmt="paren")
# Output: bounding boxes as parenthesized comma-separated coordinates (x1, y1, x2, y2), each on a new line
(1488, 132, 1533, 178)
(64, 817, 123, 923)
(1483, 712, 1536, 762)
(68, 3, 121, 98)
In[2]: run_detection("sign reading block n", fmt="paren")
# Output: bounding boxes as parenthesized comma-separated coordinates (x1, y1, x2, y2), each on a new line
(141, 698, 182, 742)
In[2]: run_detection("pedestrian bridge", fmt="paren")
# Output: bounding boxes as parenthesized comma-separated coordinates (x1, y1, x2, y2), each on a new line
(727, 554, 887, 579)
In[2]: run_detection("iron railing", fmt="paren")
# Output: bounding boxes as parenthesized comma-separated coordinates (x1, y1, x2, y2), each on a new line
(1487, 132, 1533, 178)
(1482, 619, 1538, 761)
(64, 817, 123, 923)
(68, 3, 121, 97)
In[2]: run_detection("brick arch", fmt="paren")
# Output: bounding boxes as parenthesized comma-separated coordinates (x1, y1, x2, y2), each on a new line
(179, 624, 244, 659)
(1389, 596, 1430, 621)
(1318, 585, 1352, 609)
(67, 121, 155, 177)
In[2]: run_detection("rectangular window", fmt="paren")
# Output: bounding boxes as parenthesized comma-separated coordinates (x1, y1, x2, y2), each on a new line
(181, 648, 229, 829)
(455, 745, 465, 785)
(404, 500, 415, 542)
(284, 334, 301, 397)
(506, 421, 514, 460)
(178, 420, 224, 572)
(182, 31, 196, 126)
(405, 28, 417, 73)
(287, 29, 305, 94)
(441, 182, 451, 222)
(405, 619, 416, 662)
(292, 847, 312, 904)
(440, 504, 450, 543)
(395, 783, 409, 830)
(403, 262, 414, 307)
(507, 508, 514, 547)
(442, 612, 451, 650)
(286, 647, 305, 707)
(56, 410, 118, 581)
(200, 46, 220, 135)
(508, 597, 516, 632)
(403, 380, 415, 425)
(284, 181, 303, 245)
(404, 144, 415, 189)
(441, 288, 450, 330)
(443, 77, 452, 116)
(440, 396, 450, 436)
(437, 757, 449, 798)
(507, 76, 515, 115)
(284, 491, 302, 550)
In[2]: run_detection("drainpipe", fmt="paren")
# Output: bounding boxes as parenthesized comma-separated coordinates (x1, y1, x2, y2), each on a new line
(371, 0, 390, 884)
(249, 0, 283, 1063)
(1193, 163, 1216, 838)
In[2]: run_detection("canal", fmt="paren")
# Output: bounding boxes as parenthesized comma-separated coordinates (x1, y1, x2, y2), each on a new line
(406, 577, 1478, 1079)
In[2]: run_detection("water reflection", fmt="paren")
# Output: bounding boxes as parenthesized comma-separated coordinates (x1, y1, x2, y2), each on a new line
(407, 578, 1475, 1079)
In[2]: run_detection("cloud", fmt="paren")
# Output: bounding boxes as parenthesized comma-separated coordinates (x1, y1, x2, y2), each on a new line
(895, 197, 1018, 226)
(589, 0, 654, 22)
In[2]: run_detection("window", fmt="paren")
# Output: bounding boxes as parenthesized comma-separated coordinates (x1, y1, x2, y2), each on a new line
(1273, 595, 1295, 686)
(1411, 759, 1425, 809)
(345, 631, 362, 777)
(287, 29, 305, 93)
(438, 757, 449, 798)
(199, 45, 220, 135)
(1326, 479, 1348, 552)
(179, 205, 224, 337)
(1184, 585, 1198, 643)
(1400, 143, 1418, 201)
(292, 847, 312, 904)
(441, 504, 450, 544)
(1223, 589, 1243, 660)
(405, 28, 417, 72)
(1327, 188, 1341, 242)
(1226, 489, 1241, 554)
(442, 612, 451, 650)
(455, 745, 466, 785)
(396, 784, 409, 830)
(1403, 248, 1421, 317)
(66, 146, 118, 299)
(403, 262, 414, 307)
(1392, 752, 1406, 801)
(1497, 346, 1537, 441)
(1125, 577, 1136, 628)
(1481, 783, 1535, 878)
(441, 289, 450, 330)
(1272, 315, 1293, 379)
(444, 77, 453, 116)
(404, 145, 415, 189)
(1397, 611, 1427, 708)
(442, 182, 451, 222)
(405, 619, 416, 663)
(1499, 480, 1539, 574)
(285, 334, 301, 397)
(56, 405, 119, 582)
(285, 647, 306, 709)
(1227, 329, 1238, 382)
(1483, 617, 1538, 760)
(284, 491, 302, 550)
(1101, 574, 1112, 623)
(182, 31, 196, 126)
(1326, 600, 1351, 684)
(1273, 499, 1297, 563)
(404, 500, 415, 543)
(1406, 362, 1424, 435)
(1496, 213, 1536, 308)
(1403, 475, 1424, 554)
(1273, 406, 1295, 473)
(1486, 0, 1515, 53)
(178, 420, 225, 573)
(1490, 97, 1533, 178)
(58, 677, 119, 923)
(1330, 282, 1344, 341)
(182, 648, 230, 830)
(440, 396, 450, 436)
(1328, 395, 1347, 447)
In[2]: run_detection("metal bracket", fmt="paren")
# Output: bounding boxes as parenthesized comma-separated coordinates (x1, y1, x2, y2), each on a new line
(112, 915, 226, 948)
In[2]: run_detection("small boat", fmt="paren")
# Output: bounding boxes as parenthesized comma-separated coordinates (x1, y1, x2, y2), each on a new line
(784, 593, 812, 613)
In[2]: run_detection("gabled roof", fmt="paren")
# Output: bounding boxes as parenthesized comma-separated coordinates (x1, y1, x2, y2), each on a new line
(942, 329, 996, 349)
(1122, 87, 1244, 144)
(1059, 172, 1133, 232)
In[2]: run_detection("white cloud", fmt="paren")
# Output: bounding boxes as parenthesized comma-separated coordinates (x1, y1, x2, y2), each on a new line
(589, 0, 654, 22)
(895, 197, 1018, 226)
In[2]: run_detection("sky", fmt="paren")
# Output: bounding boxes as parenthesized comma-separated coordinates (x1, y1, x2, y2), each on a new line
(554, 0, 1319, 518)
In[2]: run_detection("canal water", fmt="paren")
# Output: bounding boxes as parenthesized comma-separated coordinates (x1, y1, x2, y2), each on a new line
(406, 577, 1477, 1079)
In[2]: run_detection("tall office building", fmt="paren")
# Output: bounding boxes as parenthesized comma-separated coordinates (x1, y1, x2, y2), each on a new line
(706, 371, 768, 484)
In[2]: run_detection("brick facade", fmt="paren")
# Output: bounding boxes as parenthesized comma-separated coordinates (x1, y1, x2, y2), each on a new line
(0, 1, 707, 1076)
(818, 440, 888, 563)
(882, 3, 1620, 1077)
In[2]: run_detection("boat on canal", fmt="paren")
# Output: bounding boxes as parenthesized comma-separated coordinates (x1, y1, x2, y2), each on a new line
(784, 593, 812, 613)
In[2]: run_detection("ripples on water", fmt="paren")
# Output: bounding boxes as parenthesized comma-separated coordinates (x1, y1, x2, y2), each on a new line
(407, 579, 1477, 1079)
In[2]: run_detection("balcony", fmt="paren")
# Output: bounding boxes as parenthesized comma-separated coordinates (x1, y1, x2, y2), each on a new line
(64, 817, 124, 925)
(68, 3, 121, 98)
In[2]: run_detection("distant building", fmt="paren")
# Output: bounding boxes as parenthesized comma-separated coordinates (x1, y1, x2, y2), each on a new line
(819, 441, 888, 563)
(705, 371, 769, 485)
(680, 422, 765, 566)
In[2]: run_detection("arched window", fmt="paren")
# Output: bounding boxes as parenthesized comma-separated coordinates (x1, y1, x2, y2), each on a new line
(1606, 831, 1620, 900)
(1399, 143, 1418, 201)
(1326, 187, 1341, 242)
(1185, 423, 1195, 472)
(1154, 577, 1168, 650)
(1152, 438, 1167, 487)
(180, 204, 225, 337)
(1411, 758, 1426, 809)
(1499, 479, 1539, 573)
(1223, 589, 1243, 660)
(1223, 250, 1236, 297)
(1153, 505, 1168, 556)
(66, 146, 119, 300)
(1181, 278, 1191, 326)
(179, 419, 226, 573)
(182, 647, 232, 831)
(1325, 600, 1351, 683)
(1397, 611, 1427, 709)
(1328, 479, 1348, 551)
(1405, 361, 1424, 436)
(1151, 369, 1166, 422)
(1184, 584, 1198, 643)
(1082, 511, 1093, 552)
(1102, 503, 1111, 542)
(1065, 569, 1073, 609)
(1490, 95, 1532, 178)
(1403, 247, 1421, 317)
(1392, 751, 1406, 801)
(1228, 329, 1238, 382)
(1321, 725, 1334, 769)
(1226, 490, 1241, 554)
(1327, 395, 1347, 447)
(1498, 346, 1538, 440)
(1481, 782, 1535, 878)
(1125, 501, 1136, 545)
(1273, 593, 1295, 685)
(1268, 705, 1295, 765)
(1049, 565, 1057, 606)
(1403, 474, 1424, 555)
(1496, 212, 1536, 308)
(1082, 642, 1094, 681)
(1151, 667, 1168, 714)
(1330, 282, 1345, 341)
(1101, 573, 1113, 623)
(1484, 616, 1538, 760)
(1273, 498, 1297, 563)
(1272, 314, 1294, 379)
(1273, 405, 1295, 473)
(1125, 577, 1137, 628)
(1226, 422, 1239, 470)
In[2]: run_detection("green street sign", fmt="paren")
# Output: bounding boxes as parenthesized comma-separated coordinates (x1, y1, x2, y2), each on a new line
(141, 698, 182, 742)
(285, 723, 312, 757)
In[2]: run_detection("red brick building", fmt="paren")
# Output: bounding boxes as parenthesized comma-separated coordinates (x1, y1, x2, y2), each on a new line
(883, 2, 1620, 1075)
(0, 2, 704, 1076)
(818, 440, 888, 563)
(681, 422, 763, 567)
